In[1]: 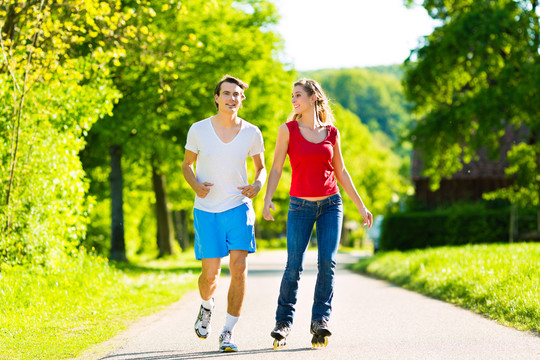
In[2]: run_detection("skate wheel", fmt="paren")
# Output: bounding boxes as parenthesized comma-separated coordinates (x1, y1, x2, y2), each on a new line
(273, 338, 286, 350)
(311, 335, 328, 348)
(274, 339, 286, 350)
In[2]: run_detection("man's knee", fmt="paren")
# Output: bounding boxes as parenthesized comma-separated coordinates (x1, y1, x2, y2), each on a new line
(201, 268, 220, 284)
(229, 260, 247, 279)
(228, 251, 247, 279)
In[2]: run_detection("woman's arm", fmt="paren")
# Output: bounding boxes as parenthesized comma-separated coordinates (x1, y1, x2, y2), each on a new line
(332, 130, 373, 228)
(263, 124, 290, 221)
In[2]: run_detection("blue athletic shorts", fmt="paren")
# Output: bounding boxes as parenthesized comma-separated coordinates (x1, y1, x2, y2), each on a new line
(193, 202, 256, 260)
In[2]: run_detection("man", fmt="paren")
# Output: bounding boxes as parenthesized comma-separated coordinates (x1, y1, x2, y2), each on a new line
(181, 75, 266, 352)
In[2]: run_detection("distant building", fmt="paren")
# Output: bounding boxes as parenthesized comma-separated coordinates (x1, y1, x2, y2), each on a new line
(412, 125, 528, 208)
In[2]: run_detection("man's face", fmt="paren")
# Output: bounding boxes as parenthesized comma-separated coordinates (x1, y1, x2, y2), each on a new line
(215, 82, 244, 113)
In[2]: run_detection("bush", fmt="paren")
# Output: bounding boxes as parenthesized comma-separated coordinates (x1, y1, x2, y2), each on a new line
(0, 2, 122, 267)
(380, 204, 536, 251)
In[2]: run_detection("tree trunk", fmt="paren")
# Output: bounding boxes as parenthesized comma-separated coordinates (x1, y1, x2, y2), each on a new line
(109, 145, 127, 261)
(152, 165, 174, 257)
(533, 134, 540, 233)
(173, 209, 190, 252)
(509, 204, 517, 243)
(340, 214, 349, 246)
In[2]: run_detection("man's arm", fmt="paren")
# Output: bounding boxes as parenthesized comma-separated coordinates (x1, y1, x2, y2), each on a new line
(182, 149, 213, 198)
(238, 152, 266, 199)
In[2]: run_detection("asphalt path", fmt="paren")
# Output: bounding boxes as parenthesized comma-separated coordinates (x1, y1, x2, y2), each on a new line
(75, 250, 540, 360)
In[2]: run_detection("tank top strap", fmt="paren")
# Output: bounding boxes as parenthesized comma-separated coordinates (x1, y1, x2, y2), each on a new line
(326, 125, 335, 145)
(286, 120, 299, 138)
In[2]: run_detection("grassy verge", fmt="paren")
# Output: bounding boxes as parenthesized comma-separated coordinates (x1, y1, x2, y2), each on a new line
(349, 243, 540, 333)
(0, 250, 201, 360)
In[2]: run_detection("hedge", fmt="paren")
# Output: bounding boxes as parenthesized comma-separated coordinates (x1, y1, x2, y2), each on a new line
(379, 206, 536, 251)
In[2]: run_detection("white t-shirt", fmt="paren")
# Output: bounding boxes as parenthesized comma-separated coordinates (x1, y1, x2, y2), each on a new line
(185, 117, 264, 213)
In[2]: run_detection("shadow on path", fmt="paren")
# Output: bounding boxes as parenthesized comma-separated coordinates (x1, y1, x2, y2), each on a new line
(100, 347, 316, 360)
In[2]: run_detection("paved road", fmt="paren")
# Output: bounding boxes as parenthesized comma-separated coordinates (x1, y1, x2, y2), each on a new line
(76, 250, 540, 360)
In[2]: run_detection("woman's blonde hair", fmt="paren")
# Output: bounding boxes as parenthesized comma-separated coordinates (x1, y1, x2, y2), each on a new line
(287, 78, 335, 125)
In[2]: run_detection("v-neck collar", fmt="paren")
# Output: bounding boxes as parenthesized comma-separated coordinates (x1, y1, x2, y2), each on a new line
(209, 117, 244, 144)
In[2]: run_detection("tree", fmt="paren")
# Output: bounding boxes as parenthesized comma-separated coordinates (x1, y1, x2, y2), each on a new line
(0, 1, 123, 266)
(403, 0, 540, 225)
(82, 0, 294, 257)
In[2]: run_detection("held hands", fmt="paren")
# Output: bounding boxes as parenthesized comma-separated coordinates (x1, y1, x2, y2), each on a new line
(238, 182, 261, 199)
(359, 206, 374, 229)
(195, 182, 213, 198)
(263, 201, 276, 221)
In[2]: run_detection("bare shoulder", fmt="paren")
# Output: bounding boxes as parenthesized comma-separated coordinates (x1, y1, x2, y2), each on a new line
(277, 123, 290, 139)
(331, 125, 340, 138)
(278, 123, 290, 133)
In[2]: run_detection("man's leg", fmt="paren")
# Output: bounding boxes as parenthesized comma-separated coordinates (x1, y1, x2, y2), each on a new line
(218, 250, 248, 352)
(194, 257, 221, 339)
(199, 257, 222, 301)
(227, 250, 248, 316)
(217, 203, 255, 352)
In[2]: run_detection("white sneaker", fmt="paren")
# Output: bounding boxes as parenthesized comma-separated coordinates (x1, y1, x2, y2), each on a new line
(219, 330, 238, 352)
(194, 304, 213, 339)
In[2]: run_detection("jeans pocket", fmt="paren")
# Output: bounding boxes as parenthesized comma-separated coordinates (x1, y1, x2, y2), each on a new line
(289, 199, 303, 212)
(330, 195, 343, 206)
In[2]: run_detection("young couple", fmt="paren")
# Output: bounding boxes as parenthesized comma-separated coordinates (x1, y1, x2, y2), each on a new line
(181, 75, 373, 352)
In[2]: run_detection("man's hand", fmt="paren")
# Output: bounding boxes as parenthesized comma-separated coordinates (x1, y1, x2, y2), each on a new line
(195, 182, 214, 198)
(238, 182, 261, 199)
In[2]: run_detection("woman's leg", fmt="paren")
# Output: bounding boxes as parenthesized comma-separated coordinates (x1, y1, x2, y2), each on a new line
(275, 198, 316, 325)
(312, 195, 343, 322)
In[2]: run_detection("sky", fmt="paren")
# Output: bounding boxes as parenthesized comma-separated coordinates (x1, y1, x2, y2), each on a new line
(272, 0, 440, 71)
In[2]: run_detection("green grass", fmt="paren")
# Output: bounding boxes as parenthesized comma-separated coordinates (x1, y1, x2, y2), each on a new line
(350, 243, 540, 333)
(0, 250, 201, 360)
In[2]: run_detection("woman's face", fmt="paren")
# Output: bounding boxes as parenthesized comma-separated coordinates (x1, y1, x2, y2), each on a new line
(291, 85, 314, 115)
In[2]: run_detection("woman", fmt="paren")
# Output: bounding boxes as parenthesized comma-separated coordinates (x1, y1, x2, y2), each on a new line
(263, 79, 373, 349)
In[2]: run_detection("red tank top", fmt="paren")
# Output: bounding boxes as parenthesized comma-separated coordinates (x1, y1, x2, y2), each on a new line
(286, 121, 339, 197)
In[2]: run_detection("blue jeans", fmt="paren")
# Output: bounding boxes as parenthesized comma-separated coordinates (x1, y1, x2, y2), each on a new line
(275, 193, 343, 324)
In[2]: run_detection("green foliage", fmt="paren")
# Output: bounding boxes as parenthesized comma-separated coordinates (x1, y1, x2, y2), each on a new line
(0, 1, 123, 266)
(304, 67, 412, 143)
(0, 249, 199, 359)
(484, 143, 540, 208)
(378, 202, 539, 251)
(351, 243, 540, 332)
(364, 64, 405, 78)
(333, 104, 409, 218)
(403, 0, 540, 203)
(82, 0, 294, 256)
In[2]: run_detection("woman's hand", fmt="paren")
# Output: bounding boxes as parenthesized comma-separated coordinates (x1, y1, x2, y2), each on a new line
(359, 207, 373, 229)
(263, 201, 276, 221)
